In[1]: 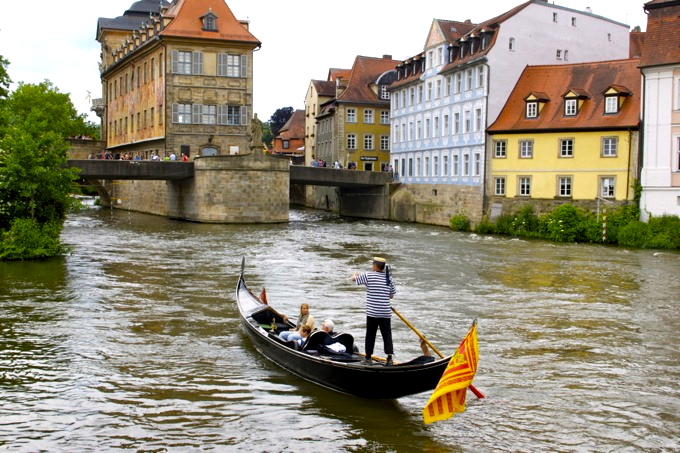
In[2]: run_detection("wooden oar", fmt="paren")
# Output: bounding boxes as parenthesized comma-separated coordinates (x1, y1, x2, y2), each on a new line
(391, 307, 485, 399)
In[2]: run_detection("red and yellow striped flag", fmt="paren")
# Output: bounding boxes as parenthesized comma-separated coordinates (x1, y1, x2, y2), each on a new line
(422, 321, 479, 424)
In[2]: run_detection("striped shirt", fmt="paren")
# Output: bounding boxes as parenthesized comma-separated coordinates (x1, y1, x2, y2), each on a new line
(355, 271, 396, 318)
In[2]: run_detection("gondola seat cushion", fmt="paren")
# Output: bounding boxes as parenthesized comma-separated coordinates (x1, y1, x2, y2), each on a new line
(302, 331, 330, 352)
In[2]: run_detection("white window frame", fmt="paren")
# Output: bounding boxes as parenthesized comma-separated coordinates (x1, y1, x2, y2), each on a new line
(463, 154, 470, 177)
(218, 54, 247, 77)
(560, 138, 574, 157)
(364, 109, 374, 124)
(172, 103, 192, 124)
(605, 96, 618, 114)
(602, 137, 618, 157)
(600, 176, 615, 198)
(526, 102, 538, 118)
(364, 134, 374, 150)
(494, 177, 506, 196)
(518, 176, 531, 196)
(558, 176, 572, 197)
(347, 134, 357, 150)
(347, 108, 357, 123)
(520, 140, 533, 158)
(380, 110, 389, 124)
(380, 135, 389, 151)
(565, 99, 577, 116)
(494, 140, 507, 158)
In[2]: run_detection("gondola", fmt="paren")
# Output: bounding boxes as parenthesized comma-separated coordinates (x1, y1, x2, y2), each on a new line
(235, 258, 454, 399)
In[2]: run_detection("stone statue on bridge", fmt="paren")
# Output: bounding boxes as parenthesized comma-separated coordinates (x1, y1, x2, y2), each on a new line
(250, 114, 263, 149)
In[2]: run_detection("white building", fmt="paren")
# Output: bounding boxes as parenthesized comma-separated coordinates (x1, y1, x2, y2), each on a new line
(639, 0, 680, 221)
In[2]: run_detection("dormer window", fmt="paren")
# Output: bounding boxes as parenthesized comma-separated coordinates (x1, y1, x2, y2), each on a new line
(524, 92, 549, 119)
(201, 11, 218, 31)
(605, 96, 618, 113)
(602, 85, 631, 115)
(526, 102, 538, 118)
(565, 99, 577, 116)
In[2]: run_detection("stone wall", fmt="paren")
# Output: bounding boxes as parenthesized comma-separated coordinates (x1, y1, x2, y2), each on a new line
(67, 139, 106, 159)
(106, 151, 289, 223)
(390, 184, 484, 226)
(487, 197, 632, 220)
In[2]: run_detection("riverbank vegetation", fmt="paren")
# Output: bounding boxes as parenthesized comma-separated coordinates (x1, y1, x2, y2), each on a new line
(0, 56, 95, 260)
(450, 204, 680, 251)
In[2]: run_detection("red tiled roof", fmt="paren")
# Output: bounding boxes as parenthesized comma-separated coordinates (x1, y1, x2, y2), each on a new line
(328, 68, 351, 82)
(161, 0, 260, 45)
(312, 80, 336, 98)
(277, 109, 305, 139)
(488, 59, 641, 133)
(336, 55, 400, 104)
(640, 1, 680, 67)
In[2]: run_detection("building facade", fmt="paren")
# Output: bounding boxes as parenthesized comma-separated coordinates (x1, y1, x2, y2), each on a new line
(96, 0, 260, 159)
(487, 59, 641, 216)
(314, 56, 399, 171)
(388, 0, 630, 221)
(639, 0, 680, 221)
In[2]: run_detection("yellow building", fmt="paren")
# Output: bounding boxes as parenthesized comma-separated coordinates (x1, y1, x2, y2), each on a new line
(314, 56, 398, 171)
(487, 59, 641, 215)
(95, 0, 260, 159)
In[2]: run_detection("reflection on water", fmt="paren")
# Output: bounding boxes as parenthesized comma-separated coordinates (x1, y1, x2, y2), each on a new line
(0, 206, 678, 451)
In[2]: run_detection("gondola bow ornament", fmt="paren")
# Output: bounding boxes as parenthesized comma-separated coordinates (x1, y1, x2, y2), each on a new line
(422, 320, 479, 424)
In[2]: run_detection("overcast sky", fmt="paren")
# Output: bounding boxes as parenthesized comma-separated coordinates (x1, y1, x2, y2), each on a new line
(0, 0, 648, 124)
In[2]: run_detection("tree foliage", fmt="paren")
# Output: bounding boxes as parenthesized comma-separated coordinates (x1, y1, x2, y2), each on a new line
(268, 107, 294, 138)
(0, 55, 10, 100)
(0, 76, 82, 260)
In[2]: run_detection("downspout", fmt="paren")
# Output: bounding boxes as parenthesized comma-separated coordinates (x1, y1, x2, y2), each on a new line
(639, 71, 646, 214)
(482, 62, 491, 220)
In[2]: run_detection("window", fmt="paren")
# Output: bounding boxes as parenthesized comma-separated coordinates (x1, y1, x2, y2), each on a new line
(172, 50, 203, 75)
(556, 49, 562, 60)
(526, 102, 538, 118)
(434, 117, 439, 137)
(172, 103, 192, 123)
(463, 111, 471, 133)
(200, 105, 216, 124)
(477, 66, 485, 88)
(427, 82, 432, 100)
(418, 85, 423, 104)
(364, 134, 374, 150)
(282, 140, 289, 149)
(494, 140, 507, 158)
(416, 120, 422, 140)
(436, 79, 442, 98)
(202, 13, 217, 31)
(347, 108, 357, 123)
(474, 153, 481, 176)
(558, 177, 572, 197)
(454, 73, 462, 93)
(364, 109, 374, 124)
(463, 154, 470, 176)
(571, 17, 577, 26)
(443, 155, 448, 176)
(380, 85, 389, 99)
(425, 118, 430, 138)
(475, 108, 483, 131)
(434, 156, 439, 176)
(466, 70, 473, 91)
(560, 138, 574, 157)
(217, 105, 246, 125)
(424, 157, 430, 176)
(159, 104, 163, 125)
(600, 177, 615, 198)
(454, 112, 460, 134)
(553, 12, 558, 22)
(520, 140, 533, 158)
(446, 76, 452, 96)
(509, 37, 515, 51)
(347, 134, 356, 149)
(443, 115, 449, 135)
(565, 99, 577, 116)
(602, 137, 618, 157)
(218, 54, 247, 77)
(519, 177, 531, 196)
(380, 135, 389, 151)
(605, 96, 618, 114)
(453, 154, 459, 176)
(675, 136, 680, 171)
(137, 66, 141, 87)
(564, 50, 569, 61)
(416, 157, 421, 177)
(494, 177, 506, 195)
(144, 62, 148, 84)
(409, 87, 415, 106)
(150, 107, 154, 126)
(151, 58, 155, 80)
(381, 110, 389, 124)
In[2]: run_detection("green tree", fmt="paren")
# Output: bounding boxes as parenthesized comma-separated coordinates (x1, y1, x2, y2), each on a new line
(269, 107, 293, 138)
(0, 55, 10, 99)
(261, 121, 273, 148)
(0, 79, 82, 260)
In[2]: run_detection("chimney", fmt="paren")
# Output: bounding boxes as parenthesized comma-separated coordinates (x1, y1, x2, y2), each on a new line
(383, 54, 392, 59)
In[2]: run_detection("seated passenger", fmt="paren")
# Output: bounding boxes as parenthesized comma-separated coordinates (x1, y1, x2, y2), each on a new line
(292, 325, 312, 348)
(279, 303, 315, 342)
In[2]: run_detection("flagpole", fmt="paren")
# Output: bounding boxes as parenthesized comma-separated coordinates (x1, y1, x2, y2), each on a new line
(391, 307, 485, 399)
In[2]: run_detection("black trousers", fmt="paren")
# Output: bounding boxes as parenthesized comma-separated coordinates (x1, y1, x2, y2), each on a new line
(365, 316, 393, 357)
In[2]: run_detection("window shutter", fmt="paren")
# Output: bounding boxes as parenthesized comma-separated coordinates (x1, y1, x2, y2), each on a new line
(218, 105, 227, 125)
(171, 50, 179, 74)
(192, 52, 203, 75)
(172, 103, 178, 123)
(217, 54, 225, 77)
(240, 55, 247, 77)
(240, 106, 247, 126)
(192, 104, 202, 124)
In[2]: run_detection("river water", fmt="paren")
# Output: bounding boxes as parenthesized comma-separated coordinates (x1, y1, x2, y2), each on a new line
(1, 206, 678, 452)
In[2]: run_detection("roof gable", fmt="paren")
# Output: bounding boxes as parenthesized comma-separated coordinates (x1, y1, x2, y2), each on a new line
(640, 1, 680, 67)
(336, 55, 400, 104)
(161, 0, 260, 45)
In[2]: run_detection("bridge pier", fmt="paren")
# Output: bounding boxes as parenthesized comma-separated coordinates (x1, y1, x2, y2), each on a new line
(337, 185, 391, 219)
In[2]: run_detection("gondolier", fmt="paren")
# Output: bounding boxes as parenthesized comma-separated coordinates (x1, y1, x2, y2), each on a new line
(351, 257, 396, 366)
